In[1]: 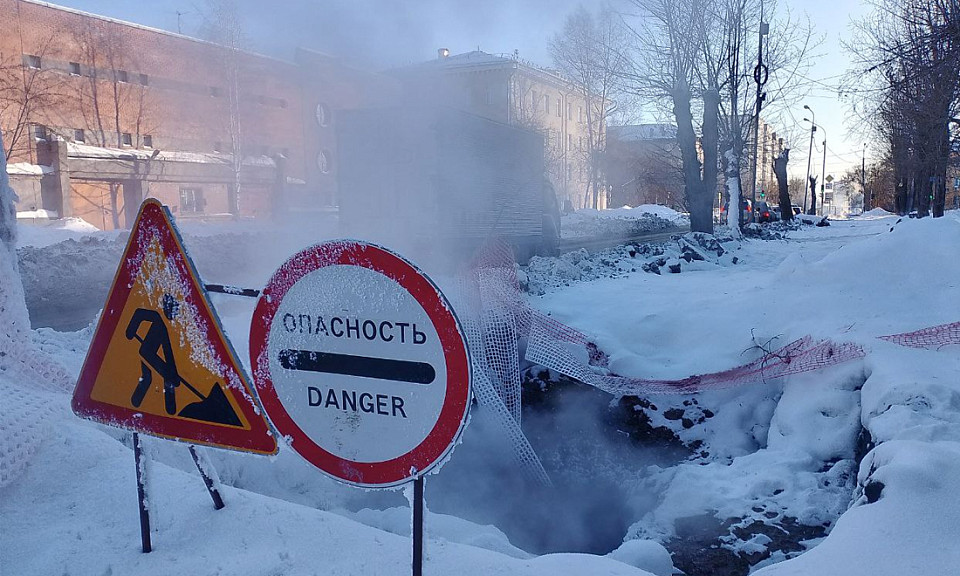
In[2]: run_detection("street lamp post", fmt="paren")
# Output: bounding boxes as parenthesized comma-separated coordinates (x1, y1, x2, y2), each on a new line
(803, 105, 816, 213)
(819, 126, 827, 216)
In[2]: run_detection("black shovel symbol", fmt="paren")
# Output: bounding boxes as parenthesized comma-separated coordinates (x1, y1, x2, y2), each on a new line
(126, 302, 241, 427)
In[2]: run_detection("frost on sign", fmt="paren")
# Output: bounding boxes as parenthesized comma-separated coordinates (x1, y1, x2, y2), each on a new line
(250, 241, 471, 488)
(71, 199, 277, 455)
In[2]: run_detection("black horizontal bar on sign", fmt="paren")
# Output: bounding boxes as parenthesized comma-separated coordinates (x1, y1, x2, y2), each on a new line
(205, 284, 261, 298)
(278, 349, 436, 385)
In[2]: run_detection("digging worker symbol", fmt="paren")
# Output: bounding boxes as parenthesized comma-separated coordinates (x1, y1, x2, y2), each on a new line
(126, 294, 242, 427)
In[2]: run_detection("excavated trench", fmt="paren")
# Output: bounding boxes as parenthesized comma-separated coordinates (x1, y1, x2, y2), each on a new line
(430, 367, 868, 575)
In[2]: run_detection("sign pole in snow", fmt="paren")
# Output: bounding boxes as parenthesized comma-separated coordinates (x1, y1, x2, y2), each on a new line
(188, 446, 225, 510)
(133, 433, 152, 553)
(250, 240, 471, 576)
(412, 476, 425, 576)
(71, 198, 279, 552)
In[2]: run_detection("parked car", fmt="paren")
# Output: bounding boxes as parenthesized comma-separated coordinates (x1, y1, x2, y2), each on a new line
(756, 201, 775, 223)
(720, 198, 752, 224)
(773, 204, 802, 219)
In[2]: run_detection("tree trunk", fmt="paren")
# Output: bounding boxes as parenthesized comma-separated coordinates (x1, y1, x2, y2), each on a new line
(774, 149, 791, 221)
(672, 84, 706, 231)
(808, 176, 818, 215)
(724, 148, 742, 233)
(109, 183, 121, 230)
(699, 89, 719, 234)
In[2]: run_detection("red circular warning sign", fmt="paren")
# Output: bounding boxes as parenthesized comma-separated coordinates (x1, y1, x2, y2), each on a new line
(250, 241, 471, 487)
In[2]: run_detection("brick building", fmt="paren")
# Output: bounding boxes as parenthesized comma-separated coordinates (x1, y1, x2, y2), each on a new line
(1, 0, 395, 229)
(392, 50, 596, 210)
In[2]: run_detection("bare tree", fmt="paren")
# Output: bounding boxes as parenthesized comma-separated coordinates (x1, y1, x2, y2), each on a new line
(846, 0, 959, 217)
(73, 20, 156, 227)
(772, 147, 792, 220)
(622, 0, 815, 233)
(622, 0, 721, 232)
(0, 34, 67, 161)
(550, 4, 631, 209)
(199, 0, 248, 216)
(511, 75, 569, 206)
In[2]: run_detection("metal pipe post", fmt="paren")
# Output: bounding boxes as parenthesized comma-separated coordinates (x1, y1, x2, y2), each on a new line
(413, 477, 424, 576)
(189, 446, 225, 510)
(134, 433, 152, 553)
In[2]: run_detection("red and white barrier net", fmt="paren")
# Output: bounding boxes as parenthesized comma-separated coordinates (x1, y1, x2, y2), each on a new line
(465, 241, 868, 398)
(878, 321, 960, 350)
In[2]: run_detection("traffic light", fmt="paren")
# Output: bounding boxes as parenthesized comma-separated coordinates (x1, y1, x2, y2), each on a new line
(760, 190, 765, 199)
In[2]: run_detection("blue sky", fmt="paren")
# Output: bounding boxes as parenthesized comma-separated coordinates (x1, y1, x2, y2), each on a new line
(49, 0, 873, 179)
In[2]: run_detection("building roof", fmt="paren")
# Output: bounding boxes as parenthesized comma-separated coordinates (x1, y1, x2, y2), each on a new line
(394, 50, 572, 88)
(608, 124, 678, 141)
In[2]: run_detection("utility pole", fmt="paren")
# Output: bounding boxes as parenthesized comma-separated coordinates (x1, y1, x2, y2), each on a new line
(802, 105, 815, 213)
(750, 5, 770, 209)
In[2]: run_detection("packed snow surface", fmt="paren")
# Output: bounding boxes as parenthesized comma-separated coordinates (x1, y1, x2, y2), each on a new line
(561, 205, 686, 239)
(3, 207, 959, 575)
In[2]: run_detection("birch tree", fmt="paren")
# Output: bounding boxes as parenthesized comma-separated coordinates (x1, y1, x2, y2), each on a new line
(549, 4, 631, 209)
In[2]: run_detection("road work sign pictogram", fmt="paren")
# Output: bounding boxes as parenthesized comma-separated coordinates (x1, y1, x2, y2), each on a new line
(249, 241, 471, 487)
(72, 199, 277, 455)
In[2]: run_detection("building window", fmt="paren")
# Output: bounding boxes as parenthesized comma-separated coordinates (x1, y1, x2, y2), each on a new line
(25, 55, 41, 69)
(544, 94, 550, 114)
(143, 135, 153, 148)
(531, 91, 538, 111)
(117, 70, 129, 83)
(317, 150, 331, 174)
(139, 73, 149, 86)
(567, 103, 572, 120)
(32, 124, 47, 141)
(74, 129, 85, 143)
(210, 86, 221, 97)
(316, 103, 330, 127)
(568, 134, 573, 151)
(180, 188, 204, 213)
(579, 106, 584, 123)
(121, 132, 133, 146)
(213, 141, 223, 152)
(280, 99, 288, 109)
(556, 97, 562, 117)
(69, 62, 81, 75)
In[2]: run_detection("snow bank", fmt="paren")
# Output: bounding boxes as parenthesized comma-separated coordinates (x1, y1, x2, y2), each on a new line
(858, 207, 895, 219)
(0, 416, 654, 576)
(532, 213, 960, 571)
(561, 206, 684, 239)
(16, 217, 108, 248)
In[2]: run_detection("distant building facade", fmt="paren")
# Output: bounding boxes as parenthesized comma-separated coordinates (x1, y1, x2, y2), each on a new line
(749, 117, 785, 199)
(392, 50, 595, 210)
(1, 0, 395, 229)
(605, 124, 684, 209)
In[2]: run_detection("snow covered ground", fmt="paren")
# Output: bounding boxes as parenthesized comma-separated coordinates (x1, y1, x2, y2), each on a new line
(561, 205, 687, 239)
(2, 208, 959, 575)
